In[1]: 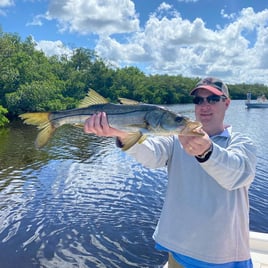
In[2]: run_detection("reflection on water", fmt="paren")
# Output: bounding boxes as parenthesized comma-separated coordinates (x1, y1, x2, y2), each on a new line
(0, 124, 167, 267)
(0, 101, 267, 267)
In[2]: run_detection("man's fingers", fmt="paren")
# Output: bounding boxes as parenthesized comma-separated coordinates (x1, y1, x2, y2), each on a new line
(84, 114, 98, 134)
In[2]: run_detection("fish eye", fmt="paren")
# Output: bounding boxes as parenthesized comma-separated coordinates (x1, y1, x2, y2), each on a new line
(175, 116, 184, 123)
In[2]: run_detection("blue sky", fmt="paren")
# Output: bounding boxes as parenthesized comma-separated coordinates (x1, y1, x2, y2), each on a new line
(1, 0, 268, 85)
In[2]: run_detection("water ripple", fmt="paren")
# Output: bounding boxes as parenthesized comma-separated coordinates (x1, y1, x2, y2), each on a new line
(1, 104, 267, 267)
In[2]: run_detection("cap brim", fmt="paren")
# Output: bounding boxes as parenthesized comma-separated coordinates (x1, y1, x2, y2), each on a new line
(190, 85, 224, 96)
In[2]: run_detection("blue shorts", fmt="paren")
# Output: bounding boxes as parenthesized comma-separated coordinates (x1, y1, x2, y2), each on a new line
(155, 243, 253, 268)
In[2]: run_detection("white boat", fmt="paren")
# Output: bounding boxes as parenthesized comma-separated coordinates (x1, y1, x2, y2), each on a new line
(163, 231, 268, 268)
(245, 93, 268, 109)
(245, 102, 268, 109)
(250, 231, 268, 268)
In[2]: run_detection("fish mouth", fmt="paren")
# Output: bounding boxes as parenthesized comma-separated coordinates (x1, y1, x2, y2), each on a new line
(179, 120, 203, 136)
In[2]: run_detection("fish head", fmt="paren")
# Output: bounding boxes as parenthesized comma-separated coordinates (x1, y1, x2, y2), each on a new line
(161, 112, 204, 136)
(160, 111, 189, 132)
(145, 107, 203, 136)
(145, 107, 189, 134)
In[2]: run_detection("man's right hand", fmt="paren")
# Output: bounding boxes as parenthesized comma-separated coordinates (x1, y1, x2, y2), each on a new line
(84, 112, 129, 140)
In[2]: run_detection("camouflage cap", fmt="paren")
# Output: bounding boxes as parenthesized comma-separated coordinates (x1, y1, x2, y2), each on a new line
(190, 77, 229, 98)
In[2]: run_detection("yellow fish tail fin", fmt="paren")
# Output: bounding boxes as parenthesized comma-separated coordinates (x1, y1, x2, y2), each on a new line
(19, 112, 50, 126)
(19, 112, 55, 148)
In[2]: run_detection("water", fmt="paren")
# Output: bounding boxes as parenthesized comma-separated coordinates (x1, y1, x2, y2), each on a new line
(0, 100, 267, 267)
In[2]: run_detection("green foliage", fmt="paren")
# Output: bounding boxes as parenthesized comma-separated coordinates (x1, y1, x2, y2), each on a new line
(228, 83, 268, 100)
(5, 80, 71, 114)
(0, 29, 268, 127)
(0, 105, 9, 127)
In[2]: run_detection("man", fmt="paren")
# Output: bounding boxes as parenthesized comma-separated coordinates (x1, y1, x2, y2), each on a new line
(84, 77, 256, 268)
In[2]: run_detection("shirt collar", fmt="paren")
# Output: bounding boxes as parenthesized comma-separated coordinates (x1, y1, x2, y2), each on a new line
(210, 125, 232, 138)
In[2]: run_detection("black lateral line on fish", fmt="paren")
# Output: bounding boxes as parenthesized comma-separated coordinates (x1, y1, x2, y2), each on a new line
(50, 108, 158, 120)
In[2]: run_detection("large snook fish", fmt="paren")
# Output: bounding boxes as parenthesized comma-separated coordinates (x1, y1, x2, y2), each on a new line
(19, 89, 203, 149)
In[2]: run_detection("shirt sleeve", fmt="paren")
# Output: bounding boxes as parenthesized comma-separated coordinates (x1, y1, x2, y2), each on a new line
(126, 135, 175, 169)
(200, 133, 257, 190)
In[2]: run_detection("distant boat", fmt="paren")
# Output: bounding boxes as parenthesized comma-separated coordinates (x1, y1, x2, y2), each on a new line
(245, 93, 268, 109)
(245, 102, 268, 108)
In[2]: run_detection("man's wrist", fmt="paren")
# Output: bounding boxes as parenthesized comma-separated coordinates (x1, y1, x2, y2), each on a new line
(195, 143, 213, 162)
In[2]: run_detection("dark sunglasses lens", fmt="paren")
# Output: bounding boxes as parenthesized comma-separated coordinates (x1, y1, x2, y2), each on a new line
(193, 96, 203, 104)
(207, 95, 221, 104)
(193, 95, 222, 105)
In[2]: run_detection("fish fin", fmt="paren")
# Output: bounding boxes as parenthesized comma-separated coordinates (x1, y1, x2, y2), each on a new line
(19, 112, 50, 126)
(73, 123, 84, 128)
(179, 121, 204, 136)
(19, 112, 56, 148)
(121, 132, 147, 151)
(118, 98, 140, 105)
(78, 89, 109, 108)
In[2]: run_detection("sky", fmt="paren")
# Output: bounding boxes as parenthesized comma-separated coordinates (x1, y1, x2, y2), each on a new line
(1, 0, 268, 85)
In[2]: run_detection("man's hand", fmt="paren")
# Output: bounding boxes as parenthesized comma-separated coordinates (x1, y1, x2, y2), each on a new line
(84, 112, 129, 140)
(179, 129, 212, 156)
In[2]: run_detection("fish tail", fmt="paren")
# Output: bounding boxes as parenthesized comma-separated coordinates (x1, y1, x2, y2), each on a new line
(19, 112, 55, 148)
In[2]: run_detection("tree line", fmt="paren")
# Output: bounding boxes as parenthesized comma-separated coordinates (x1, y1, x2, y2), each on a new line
(1, 29, 268, 127)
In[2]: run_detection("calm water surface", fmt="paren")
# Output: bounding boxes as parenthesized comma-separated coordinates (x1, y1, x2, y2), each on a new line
(0, 100, 267, 267)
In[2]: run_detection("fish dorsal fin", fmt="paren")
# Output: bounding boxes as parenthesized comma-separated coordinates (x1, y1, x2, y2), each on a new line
(118, 97, 140, 105)
(78, 89, 109, 108)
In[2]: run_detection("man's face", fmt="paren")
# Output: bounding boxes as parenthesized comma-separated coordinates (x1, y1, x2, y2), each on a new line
(194, 88, 230, 133)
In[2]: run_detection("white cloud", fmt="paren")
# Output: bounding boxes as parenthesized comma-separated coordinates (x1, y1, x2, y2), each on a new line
(32, 1, 268, 85)
(157, 2, 172, 12)
(35, 40, 73, 58)
(27, 14, 47, 26)
(95, 35, 151, 68)
(220, 9, 236, 20)
(94, 6, 268, 84)
(40, 0, 140, 35)
(0, 0, 13, 15)
(0, 0, 13, 8)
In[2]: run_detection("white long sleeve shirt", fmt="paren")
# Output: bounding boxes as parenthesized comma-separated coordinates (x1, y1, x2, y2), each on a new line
(126, 127, 257, 264)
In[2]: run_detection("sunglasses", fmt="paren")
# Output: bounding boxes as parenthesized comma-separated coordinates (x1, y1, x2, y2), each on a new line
(193, 95, 227, 105)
